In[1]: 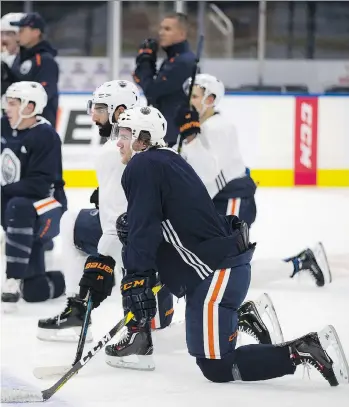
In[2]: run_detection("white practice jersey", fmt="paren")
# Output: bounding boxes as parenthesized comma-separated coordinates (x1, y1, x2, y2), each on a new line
(95, 139, 127, 263)
(179, 112, 246, 199)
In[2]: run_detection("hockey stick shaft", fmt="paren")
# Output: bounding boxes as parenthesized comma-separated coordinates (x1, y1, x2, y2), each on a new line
(73, 291, 93, 364)
(40, 285, 162, 402)
(177, 34, 204, 154)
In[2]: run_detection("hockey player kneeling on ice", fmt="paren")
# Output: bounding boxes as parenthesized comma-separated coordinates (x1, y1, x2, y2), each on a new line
(36, 80, 173, 343)
(37, 81, 283, 347)
(78, 106, 348, 385)
(175, 73, 331, 288)
(1, 81, 66, 312)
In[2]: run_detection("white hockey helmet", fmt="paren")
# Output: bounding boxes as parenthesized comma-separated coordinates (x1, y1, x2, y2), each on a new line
(118, 106, 167, 148)
(5, 81, 48, 129)
(183, 73, 225, 107)
(87, 80, 140, 124)
(1, 13, 26, 32)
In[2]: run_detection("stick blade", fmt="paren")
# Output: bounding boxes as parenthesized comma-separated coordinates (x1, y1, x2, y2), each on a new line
(33, 365, 70, 380)
(1, 388, 43, 403)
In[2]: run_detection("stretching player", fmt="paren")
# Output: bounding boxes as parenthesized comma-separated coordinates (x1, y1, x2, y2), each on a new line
(79, 106, 347, 385)
(1, 81, 66, 311)
(37, 79, 174, 342)
(175, 73, 331, 288)
(37, 80, 279, 347)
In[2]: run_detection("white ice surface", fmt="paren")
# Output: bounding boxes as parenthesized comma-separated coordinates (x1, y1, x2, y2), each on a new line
(1, 187, 349, 406)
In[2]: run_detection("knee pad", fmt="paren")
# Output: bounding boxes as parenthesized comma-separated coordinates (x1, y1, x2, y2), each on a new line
(22, 271, 65, 302)
(196, 355, 235, 383)
(152, 285, 174, 330)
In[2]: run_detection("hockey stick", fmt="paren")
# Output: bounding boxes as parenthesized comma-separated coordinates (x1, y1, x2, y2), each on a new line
(33, 291, 94, 380)
(1, 285, 163, 403)
(177, 34, 204, 154)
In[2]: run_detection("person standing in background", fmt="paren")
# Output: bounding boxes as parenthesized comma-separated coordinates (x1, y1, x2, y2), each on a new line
(133, 12, 196, 147)
(1, 13, 25, 67)
(1, 12, 25, 96)
(7, 12, 59, 128)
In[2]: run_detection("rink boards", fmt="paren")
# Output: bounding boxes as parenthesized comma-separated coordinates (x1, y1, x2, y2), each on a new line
(55, 94, 349, 188)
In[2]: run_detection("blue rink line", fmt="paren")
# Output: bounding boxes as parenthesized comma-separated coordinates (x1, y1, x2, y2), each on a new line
(1, 368, 71, 407)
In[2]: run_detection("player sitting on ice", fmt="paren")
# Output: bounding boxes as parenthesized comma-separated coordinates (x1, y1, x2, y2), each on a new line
(175, 73, 331, 288)
(77, 106, 348, 386)
(1, 81, 66, 312)
(36, 79, 174, 342)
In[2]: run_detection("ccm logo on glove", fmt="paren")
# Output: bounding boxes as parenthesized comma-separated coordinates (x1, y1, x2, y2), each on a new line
(122, 279, 145, 291)
(85, 262, 113, 274)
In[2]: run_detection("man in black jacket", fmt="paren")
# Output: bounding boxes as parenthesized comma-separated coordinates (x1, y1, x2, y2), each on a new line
(133, 13, 196, 147)
(8, 12, 59, 128)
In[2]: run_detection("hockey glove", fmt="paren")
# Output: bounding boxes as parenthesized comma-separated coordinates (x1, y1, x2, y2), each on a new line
(116, 212, 128, 246)
(175, 105, 201, 141)
(90, 187, 99, 209)
(79, 255, 115, 308)
(136, 38, 158, 66)
(121, 271, 157, 325)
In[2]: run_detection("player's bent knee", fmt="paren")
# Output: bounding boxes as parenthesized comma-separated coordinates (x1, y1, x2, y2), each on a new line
(5, 197, 36, 220)
(22, 271, 65, 302)
(196, 356, 235, 383)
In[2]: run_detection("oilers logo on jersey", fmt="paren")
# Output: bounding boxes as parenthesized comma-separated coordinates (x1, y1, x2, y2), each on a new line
(1, 148, 21, 186)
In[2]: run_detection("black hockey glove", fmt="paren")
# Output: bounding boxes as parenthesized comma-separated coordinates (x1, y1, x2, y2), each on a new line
(225, 215, 251, 253)
(90, 187, 99, 209)
(116, 212, 128, 246)
(136, 38, 158, 67)
(121, 271, 157, 325)
(175, 105, 201, 140)
(79, 255, 115, 308)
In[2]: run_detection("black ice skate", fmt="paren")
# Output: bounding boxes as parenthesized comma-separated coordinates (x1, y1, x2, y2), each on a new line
(238, 293, 284, 345)
(238, 300, 272, 344)
(285, 331, 338, 386)
(1, 278, 21, 313)
(105, 324, 155, 371)
(288, 242, 332, 286)
(37, 295, 93, 342)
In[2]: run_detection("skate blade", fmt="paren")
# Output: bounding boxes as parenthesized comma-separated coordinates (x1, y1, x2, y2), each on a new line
(318, 324, 349, 384)
(313, 242, 332, 284)
(36, 326, 93, 343)
(255, 293, 284, 343)
(105, 354, 155, 371)
(33, 365, 71, 380)
(2, 302, 18, 314)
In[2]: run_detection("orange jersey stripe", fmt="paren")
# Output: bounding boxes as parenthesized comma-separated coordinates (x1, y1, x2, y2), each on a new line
(35, 53, 41, 66)
(35, 198, 57, 211)
(231, 198, 237, 215)
(208, 269, 226, 358)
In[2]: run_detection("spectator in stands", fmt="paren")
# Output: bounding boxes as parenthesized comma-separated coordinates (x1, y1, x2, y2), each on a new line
(7, 12, 59, 127)
(133, 12, 196, 147)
